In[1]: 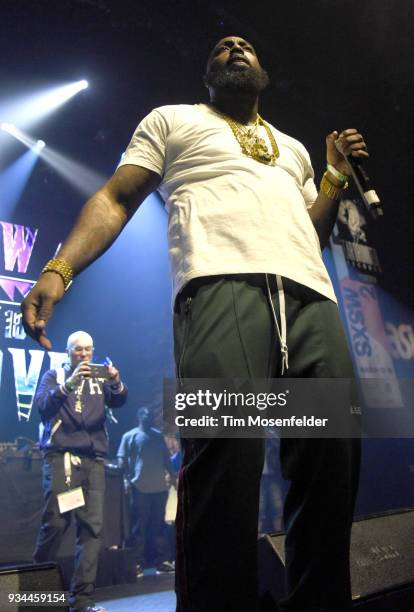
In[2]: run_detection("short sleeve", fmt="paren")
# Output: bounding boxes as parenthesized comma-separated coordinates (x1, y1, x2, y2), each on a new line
(299, 144, 318, 209)
(117, 433, 129, 459)
(117, 108, 171, 177)
(303, 175, 318, 209)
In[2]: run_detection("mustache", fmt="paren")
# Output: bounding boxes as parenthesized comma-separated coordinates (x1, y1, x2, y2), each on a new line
(227, 53, 250, 66)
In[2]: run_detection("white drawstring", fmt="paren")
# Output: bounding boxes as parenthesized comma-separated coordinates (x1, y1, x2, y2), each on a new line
(64, 452, 82, 488)
(265, 274, 289, 375)
(45, 419, 62, 447)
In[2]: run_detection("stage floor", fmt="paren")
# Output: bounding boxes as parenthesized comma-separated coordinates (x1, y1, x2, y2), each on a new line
(96, 572, 176, 611)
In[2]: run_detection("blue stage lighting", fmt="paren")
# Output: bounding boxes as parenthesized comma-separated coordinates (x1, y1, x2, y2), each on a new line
(1, 124, 35, 148)
(0, 124, 104, 196)
(1, 125, 44, 153)
(1, 122, 17, 135)
(0, 80, 90, 131)
(0, 148, 41, 217)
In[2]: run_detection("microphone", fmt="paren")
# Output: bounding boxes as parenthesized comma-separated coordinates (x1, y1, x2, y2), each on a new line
(335, 139, 383, 219)
(346, 156, 383, 219)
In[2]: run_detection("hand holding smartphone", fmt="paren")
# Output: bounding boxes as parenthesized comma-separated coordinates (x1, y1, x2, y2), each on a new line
(88, 363, 108, 379)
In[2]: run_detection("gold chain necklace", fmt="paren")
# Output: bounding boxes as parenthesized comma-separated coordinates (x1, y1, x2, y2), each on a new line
(212, 107, 279, 165)
(74, 379, 85, 413)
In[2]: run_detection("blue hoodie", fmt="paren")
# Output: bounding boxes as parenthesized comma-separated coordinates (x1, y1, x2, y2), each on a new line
(35, 367, 128, 457)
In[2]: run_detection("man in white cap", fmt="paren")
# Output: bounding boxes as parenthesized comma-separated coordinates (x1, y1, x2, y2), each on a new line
(33, 330, 127, 612)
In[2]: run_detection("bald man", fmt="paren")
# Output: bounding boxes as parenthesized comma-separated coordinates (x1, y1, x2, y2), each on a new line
(33, 331, 127, 612)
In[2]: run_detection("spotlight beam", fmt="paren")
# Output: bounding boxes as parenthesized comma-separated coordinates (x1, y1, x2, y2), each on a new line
(38, 145, 106, 196)
(0, 80, 89, 131)
(1, 125, 105, 197)
(0, 148, 42, 217)
(1, 123, 39, 150)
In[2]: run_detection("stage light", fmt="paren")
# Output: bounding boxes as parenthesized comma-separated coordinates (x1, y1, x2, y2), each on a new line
(0, 125, 104, 196)
(35, 140, 46, 150)
(1, 124, 34, 149)
(1, 125, 44, 152)
(0, 79, 90, 131)
(38, 145, 105, 196)
(1, 122, 17, 135)
(0, 148, 42, 217)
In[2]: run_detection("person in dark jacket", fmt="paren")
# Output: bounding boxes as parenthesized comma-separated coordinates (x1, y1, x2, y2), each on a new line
(117, 406, 176, 577)
(33, 330, 127, 612)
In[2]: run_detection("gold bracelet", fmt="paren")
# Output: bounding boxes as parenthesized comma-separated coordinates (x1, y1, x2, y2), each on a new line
(41, 258, 74, 291)
(320, 172, 348, 201)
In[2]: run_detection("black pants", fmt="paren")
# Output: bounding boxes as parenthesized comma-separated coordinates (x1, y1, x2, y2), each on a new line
(173, 274, 360, 612)
(33, 453, 105, 609)
(129, 488, 169, 566)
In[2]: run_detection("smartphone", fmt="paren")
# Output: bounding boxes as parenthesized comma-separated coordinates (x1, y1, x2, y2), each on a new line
(88, 363, 108, 379)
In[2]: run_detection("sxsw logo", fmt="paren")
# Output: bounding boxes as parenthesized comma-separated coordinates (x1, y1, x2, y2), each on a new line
(342, 285, 372, 357)
(0, 221, 37, 304)
(0, 219, 41, 421)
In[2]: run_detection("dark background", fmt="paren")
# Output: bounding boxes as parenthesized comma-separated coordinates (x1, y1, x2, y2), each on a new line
(0, 0, 413, 516)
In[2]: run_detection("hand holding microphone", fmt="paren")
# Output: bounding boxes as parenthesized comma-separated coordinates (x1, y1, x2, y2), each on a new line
(327, 128, 383, 219)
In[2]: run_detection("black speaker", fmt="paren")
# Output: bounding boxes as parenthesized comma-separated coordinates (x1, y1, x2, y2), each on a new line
(0, 562, 67, 611)
(258, 509, 414, 611)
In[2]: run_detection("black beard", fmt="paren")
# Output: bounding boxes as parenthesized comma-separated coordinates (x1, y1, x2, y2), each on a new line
(204, 65, 270, 94)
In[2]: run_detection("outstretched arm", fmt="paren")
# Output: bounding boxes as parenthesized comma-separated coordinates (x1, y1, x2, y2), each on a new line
(309, 128, 368, 249)
(21, 164, 160, 348)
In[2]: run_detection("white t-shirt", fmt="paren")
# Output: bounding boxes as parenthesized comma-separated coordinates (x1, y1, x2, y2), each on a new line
(119, 103, 336, 303)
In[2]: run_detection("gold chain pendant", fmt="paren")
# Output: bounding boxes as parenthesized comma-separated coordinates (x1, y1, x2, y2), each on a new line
(74, 380, 85, 413)
(212, 107, 280, 165)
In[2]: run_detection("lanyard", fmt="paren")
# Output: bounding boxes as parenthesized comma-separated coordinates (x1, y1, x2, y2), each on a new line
(63, 452, 81, 488)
